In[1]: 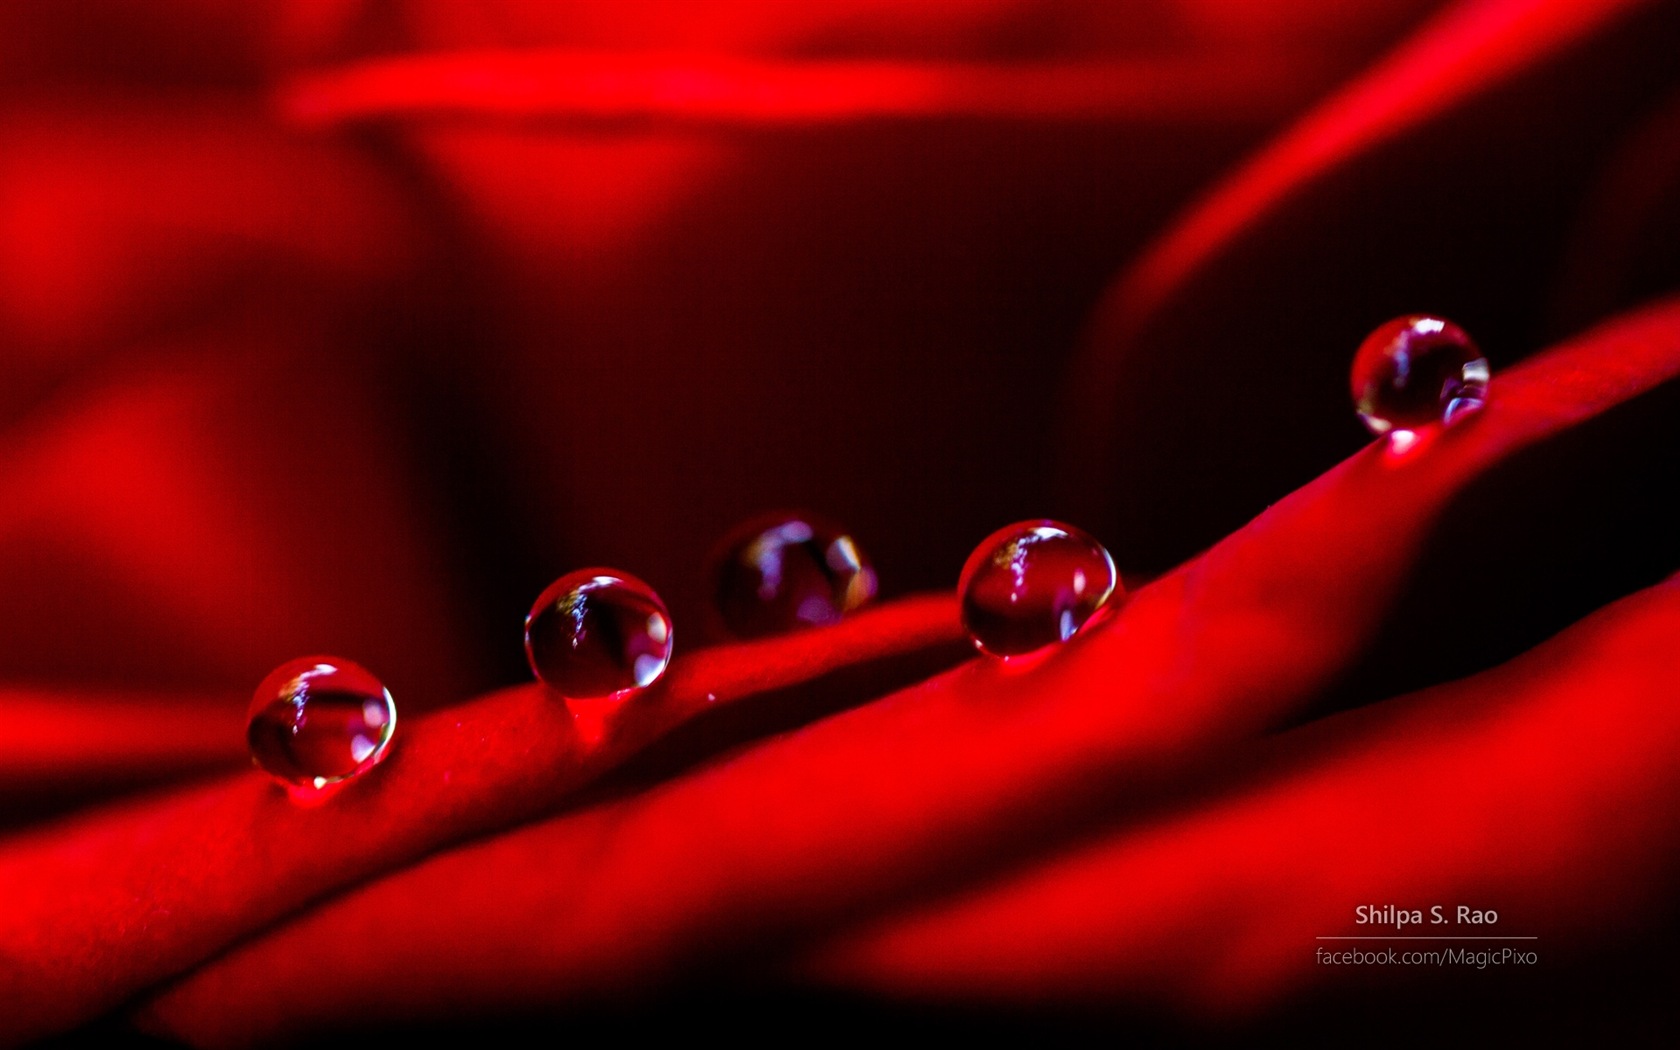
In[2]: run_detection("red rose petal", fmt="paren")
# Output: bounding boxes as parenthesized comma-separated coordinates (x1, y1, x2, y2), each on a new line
(809, 575, 1680, 1018)
(278, 51, 1336, 128)
(0, 688, 245, 827)
(1059, 0, 1676, 569)
(0, 317, 475, 699)
(0, 103, 420, 375)
(0, 689, 241, 783)
(0, 593, 960, 1045)
(1078, 0, 1648, 342)
(133, 298, 1680, 1045)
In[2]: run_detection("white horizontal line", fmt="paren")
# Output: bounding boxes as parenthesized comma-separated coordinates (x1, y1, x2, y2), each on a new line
(1316, 936, 1538, 940)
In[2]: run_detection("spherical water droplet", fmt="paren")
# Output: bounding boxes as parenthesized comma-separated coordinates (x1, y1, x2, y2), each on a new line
(958, 520, 1119, 658)
(708, 511, 878, 638)
(525, 568, 674, 699)
(1351, 315, 1489, 437)
(248, 656, 396, 789)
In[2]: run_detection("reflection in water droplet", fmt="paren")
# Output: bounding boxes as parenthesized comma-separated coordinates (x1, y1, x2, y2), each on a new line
(525, 569, 674, 711)
(958, 520, 1120, 658)
(1351, 315, 1489, 438)
(708, 511, 878, 639)
(247, 656, 396, 790)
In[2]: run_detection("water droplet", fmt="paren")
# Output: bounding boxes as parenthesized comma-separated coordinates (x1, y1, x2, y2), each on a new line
(958, 520, 1120, 658)
(248, 656, 396, 790)
(525, 568, 674, 700)
(708, 511, 878, 638)
(1351, 315, 1489, 438)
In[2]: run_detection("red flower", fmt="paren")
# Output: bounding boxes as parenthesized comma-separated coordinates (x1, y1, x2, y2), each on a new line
(3, 0, 1680, 1043)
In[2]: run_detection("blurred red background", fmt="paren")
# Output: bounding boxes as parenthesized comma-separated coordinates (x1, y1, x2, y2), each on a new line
(0, 0, 1458, 708)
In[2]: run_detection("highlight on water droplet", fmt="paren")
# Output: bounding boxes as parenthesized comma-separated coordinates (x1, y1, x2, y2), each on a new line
(525, 568, 674, 728)
(958, 520, 1120, 658)
(247, 656, 397, 792)
(707, 510, 878, 639)
(1351, 314, 1489, 441)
